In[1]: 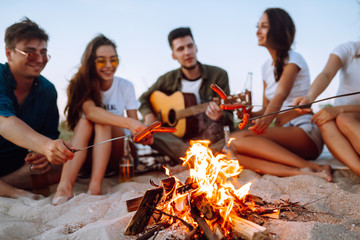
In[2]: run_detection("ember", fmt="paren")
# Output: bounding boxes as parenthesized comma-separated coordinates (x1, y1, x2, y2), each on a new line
(125, 140, 272, 240)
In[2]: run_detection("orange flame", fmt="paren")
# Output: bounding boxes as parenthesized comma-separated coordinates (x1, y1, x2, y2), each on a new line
(158, 140, 255, 235)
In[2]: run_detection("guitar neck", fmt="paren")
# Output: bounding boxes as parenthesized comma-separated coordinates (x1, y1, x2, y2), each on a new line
(176, 102, 210, 119)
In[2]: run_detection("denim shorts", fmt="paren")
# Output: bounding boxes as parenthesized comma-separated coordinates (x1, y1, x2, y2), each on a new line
(283, 114, 324, 154)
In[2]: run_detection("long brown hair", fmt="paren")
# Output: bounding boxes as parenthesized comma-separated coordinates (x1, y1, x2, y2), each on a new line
(265, 8, 295, 82)
(65, 34, 117, 130)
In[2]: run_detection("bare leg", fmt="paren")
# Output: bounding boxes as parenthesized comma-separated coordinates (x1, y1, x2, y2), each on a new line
(107, 127, 125, 173)
(320, 114, 360, 176)
(230, 127, 332, 181)
(53, 118, 94, 205)
(0, 179, 41, 199)
(1, 160, 62, 199)
(87, 124, 112, 195)
(337, 112, 360, 154)
(233, 154, 330, 181)
(0, 164, 41, 199)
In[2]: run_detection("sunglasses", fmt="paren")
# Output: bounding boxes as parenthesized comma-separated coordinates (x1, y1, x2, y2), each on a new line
(95, 57, 119, 68)
(14, 48, 51, 62)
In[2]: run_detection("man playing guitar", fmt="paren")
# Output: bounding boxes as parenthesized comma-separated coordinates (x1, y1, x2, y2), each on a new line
(138, 27, 233, 164)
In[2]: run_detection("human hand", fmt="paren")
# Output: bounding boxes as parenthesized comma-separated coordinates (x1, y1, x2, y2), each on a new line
(25, 151, 51, 173)
(131, 121, 154, 145)
(248, 118, 267, 135)
(42, 139, 74, 164)
(293, 96, 313, 114)
(206, 100, 223, 121)
(312, 106, 341, 126)
(144, 113, 157, 126)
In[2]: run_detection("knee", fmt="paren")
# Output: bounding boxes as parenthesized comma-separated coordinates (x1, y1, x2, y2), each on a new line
(77, 117, 93, 128)
(229, 138, 247, 153)
(94, 123, 111, 132)
(73, 118, 94, 135)
(336, 113, 352, 132)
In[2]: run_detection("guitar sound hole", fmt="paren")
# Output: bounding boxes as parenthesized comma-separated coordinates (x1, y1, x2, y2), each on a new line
(168, 109, 176, 126)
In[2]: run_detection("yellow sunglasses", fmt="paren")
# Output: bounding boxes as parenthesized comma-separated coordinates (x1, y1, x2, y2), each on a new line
(95, 56, 119, 68)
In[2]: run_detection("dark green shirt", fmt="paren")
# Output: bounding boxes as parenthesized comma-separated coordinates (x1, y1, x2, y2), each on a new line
(138, 62, 233, 129)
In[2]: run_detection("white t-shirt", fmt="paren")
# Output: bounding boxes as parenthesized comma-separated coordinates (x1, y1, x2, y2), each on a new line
(262, 50, 310, 110)
(331, 41, 360, 106)
(101, 76, 139, 116)
(181, 78, 202, 104)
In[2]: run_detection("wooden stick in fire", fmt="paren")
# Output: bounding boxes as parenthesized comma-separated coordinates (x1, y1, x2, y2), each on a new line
(189, 195, 220, 240)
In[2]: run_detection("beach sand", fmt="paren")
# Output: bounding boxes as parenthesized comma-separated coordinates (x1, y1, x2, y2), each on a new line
(1, 148, 360, 240)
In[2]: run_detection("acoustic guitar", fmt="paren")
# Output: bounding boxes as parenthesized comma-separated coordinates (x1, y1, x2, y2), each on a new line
(149, 90, 251, 138)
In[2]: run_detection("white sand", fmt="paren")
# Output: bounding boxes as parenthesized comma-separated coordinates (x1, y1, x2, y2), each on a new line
(1, 148, 360, 240)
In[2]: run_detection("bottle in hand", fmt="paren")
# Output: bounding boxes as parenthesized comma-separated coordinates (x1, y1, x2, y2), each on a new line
(30, 165, 50, 197)
(119, 137, 134, 183)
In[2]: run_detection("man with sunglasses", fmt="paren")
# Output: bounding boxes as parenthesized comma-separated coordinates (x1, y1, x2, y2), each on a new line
(0, 18, 74, 199)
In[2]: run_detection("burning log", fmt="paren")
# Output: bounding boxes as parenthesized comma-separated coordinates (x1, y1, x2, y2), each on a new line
(126, 181, 198, 212)
(184, 226, 199, 240)
(193, 193, 214, 220)
(213, 223, 227, 240)
(124, 188, 163, 235)
(190, 203, 219, 240)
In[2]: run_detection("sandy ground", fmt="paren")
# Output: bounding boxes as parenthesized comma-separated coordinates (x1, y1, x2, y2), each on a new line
(1, 148, 360, 240)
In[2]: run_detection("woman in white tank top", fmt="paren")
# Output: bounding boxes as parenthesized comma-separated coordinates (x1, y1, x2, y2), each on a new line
(230, 8, 332, 182)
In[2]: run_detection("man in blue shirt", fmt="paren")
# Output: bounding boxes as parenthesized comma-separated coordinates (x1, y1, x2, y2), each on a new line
(0, 18, 74, 198)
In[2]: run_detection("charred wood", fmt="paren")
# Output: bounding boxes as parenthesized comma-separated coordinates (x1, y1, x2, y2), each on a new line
(124, 188, 163, 235)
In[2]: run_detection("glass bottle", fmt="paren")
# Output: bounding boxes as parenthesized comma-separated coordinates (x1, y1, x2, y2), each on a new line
(222, 125, 231, 157)
(244, 72, 253, 92)
(243, 72, 253, 113)
(119, 137, 134, 183)
(29, 152, 50, 196)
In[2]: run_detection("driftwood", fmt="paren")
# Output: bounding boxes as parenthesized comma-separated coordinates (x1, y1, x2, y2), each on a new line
(126, 196, 143, 212)
(231, 216, 268, 240)
(124, 188, 163, 235)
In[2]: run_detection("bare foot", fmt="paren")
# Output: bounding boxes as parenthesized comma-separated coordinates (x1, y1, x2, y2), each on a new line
(300, 166, 333, 182)
(317, 165, 333, 182)
(86, 190, 102, 195)
(87, 182, 102, 195)
(52, 189, 74, 206)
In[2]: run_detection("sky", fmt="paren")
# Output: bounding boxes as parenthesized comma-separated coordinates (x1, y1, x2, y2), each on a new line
(1, 0, 359, 120)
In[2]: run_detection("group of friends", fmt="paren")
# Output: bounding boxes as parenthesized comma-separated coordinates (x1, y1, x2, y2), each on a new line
(0, 8, 359, 206)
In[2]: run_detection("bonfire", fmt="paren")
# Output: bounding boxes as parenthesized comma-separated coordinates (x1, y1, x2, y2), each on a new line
(124, 140, 279, 240)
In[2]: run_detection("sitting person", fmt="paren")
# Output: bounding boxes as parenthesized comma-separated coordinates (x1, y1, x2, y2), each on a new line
(294, 40, 360, 176)
(229, 8, 332, 181)
(52, 34, 153, 205)
(0, 18, 74, 199)
(138, 27, 233, 165)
